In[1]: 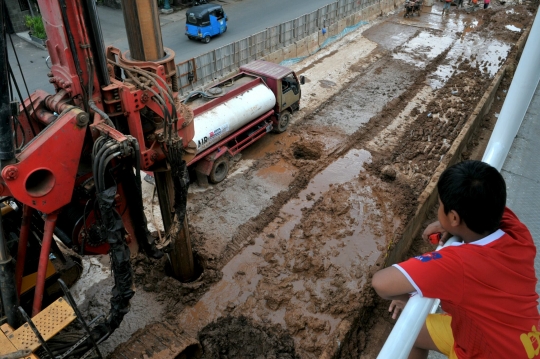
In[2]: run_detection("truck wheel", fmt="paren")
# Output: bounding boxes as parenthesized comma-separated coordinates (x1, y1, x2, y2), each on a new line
(209, 157, 229, 184)
(203, 36, 211, 44)
(274, 111, 291, 133)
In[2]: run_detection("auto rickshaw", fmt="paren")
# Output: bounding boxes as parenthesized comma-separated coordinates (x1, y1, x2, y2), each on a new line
(185, 4, 228, 43)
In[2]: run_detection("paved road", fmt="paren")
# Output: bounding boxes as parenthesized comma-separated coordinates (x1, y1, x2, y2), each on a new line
(8, 0, 334, 95)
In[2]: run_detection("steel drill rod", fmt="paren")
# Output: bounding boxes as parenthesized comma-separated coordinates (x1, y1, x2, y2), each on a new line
(155, 170, 195, 281)
(32, 212, 58, 317)
(15, 205, 32, 295)
(0, 208, 20, 327)
(0, 0, 15, 164)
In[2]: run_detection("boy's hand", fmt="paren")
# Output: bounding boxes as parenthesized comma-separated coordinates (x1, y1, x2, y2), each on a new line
(422, 221, 450, 245)
(389, 296, 409, 320)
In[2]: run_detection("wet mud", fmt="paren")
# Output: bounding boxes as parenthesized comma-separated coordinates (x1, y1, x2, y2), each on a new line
(102, 2, 537, 358)
(199, 316, 299, 359)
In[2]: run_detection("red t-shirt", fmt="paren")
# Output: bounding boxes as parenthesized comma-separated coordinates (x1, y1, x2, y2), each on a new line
(395, 208, 540, 358)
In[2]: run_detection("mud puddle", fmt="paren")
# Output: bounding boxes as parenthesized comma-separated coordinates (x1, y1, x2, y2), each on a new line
(104, 3, 536, 358)
(170, 149, 397, 358)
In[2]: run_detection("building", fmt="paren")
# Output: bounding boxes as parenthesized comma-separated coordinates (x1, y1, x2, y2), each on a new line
(5, 0, 36, 33)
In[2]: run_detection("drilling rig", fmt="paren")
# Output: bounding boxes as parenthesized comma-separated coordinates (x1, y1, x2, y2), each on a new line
(0, 0, 199, 357)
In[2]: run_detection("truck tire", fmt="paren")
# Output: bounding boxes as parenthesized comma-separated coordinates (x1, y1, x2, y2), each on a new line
(274, 111, 291, 133)
(203, 35, 211, 44)
(209, 157, 229, 184)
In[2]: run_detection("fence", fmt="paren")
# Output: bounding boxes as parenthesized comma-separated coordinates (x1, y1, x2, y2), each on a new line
(176, 0, 397, 96)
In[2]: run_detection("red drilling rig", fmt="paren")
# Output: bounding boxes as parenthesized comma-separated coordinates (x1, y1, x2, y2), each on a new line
(0, 0, 199, 357)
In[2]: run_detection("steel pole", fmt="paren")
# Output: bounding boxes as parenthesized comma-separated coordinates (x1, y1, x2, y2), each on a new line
(119, 0, 165, 61)
(0, 0, 15, 167)
(0, 208, 20, 327)
(154, 170, 196, 282)
(32, 212, 58, 317)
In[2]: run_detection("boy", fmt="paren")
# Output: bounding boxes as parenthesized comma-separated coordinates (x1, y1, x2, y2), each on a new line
(372, 160, 540, 358)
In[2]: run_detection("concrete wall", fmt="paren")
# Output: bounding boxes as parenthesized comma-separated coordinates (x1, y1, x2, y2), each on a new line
(282, 42, 296, 60)
(307, 32, 319, 55)
(5, 0, 33, 33)
(295, 37, 310, 58)
(264, 48, 284, 64)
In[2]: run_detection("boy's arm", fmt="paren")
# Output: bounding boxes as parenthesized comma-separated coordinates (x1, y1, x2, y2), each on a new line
(372, 266, 416, 300)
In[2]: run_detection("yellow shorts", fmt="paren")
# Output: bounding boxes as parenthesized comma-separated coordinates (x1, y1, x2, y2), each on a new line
(426, 313, 458, 359)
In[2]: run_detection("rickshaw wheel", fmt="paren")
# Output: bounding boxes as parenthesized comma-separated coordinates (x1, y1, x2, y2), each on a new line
(204, 35, 211, 43)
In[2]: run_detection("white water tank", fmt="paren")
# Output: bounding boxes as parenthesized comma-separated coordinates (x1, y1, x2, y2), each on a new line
(193, 83, 276, 153)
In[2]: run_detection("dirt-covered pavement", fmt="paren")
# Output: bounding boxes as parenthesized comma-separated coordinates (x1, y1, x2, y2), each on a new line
(70, 1, 537, 358)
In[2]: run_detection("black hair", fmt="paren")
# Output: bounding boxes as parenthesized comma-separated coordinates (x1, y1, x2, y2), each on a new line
(437, 160, 506, 234)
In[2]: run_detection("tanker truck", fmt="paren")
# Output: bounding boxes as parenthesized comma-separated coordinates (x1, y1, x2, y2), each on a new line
(182, 60, 305, 186)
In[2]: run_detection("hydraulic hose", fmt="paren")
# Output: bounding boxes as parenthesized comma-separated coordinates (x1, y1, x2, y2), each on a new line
(0, 209, 20, 327)
(87, 59, 115, 129)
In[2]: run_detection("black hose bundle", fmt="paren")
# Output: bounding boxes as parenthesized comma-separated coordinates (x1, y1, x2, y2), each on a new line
(89, 138, 135, 340)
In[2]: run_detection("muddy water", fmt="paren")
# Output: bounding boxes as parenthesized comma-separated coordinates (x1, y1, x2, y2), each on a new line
(175, 149, 394, 357)
(105, 3, 535, 358)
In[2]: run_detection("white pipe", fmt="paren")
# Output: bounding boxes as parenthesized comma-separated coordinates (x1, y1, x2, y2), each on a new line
(378, 8, 540, 358)
(482, 10, 540, 171)
(377, 238, 458, 359)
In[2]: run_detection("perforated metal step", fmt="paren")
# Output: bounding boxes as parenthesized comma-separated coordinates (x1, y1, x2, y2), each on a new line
(1, 297, 76, 354)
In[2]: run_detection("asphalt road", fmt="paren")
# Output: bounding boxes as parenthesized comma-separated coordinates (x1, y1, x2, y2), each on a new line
(7, 0, 334, 95)
(160, 0, 335, 62)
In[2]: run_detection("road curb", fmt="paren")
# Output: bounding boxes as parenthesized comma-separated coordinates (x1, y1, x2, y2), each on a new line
(15, 32, 47, 51)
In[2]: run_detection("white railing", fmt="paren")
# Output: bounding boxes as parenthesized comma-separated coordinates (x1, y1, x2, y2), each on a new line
(377, 7, 540, 359)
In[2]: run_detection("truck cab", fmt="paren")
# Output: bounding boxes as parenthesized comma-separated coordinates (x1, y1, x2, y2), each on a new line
(240, 60, 305, 132)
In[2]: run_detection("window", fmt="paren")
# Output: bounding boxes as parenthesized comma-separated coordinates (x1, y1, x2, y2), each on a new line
(187, 13, 198, 25)
(18, 0, 29, 11)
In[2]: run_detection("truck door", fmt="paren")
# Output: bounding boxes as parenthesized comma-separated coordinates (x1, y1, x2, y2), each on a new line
(280, 74, 300, 111)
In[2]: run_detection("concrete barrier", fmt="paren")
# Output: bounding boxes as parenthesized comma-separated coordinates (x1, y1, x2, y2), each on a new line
(328, 22, 339, 37)
(282, 43, 297, 61)
(338, 18, 348, 34)
(367, 4, 379, 20)
(381, 0, 390, 13)
(318, 23, 338, 46)
(354, 9, 366, 24)
(346, 14, 356, 27)
(295, 37, 309, 58)
(265, 48, 284, 64)
(307, 32, 320, 55)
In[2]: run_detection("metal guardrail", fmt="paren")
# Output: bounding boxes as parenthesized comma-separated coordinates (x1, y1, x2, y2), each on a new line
(176, 0, 385, 95)
(377, 7, 540, 359)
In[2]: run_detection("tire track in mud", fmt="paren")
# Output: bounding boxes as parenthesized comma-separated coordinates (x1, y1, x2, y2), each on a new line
(113, 6, 535, 358)
(215, 48, 450, 272)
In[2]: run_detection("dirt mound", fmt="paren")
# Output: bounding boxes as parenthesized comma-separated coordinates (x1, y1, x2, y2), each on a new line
(199, 316, 300, 359)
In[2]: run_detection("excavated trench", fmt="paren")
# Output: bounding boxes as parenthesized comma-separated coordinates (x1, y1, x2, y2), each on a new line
(68, 3, 537, 358)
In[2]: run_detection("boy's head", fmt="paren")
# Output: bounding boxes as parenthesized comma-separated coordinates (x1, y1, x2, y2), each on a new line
(437, 160, 506, 235)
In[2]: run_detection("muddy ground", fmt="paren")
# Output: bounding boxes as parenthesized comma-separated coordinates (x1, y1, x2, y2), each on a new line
(69, 2, 537, 358)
